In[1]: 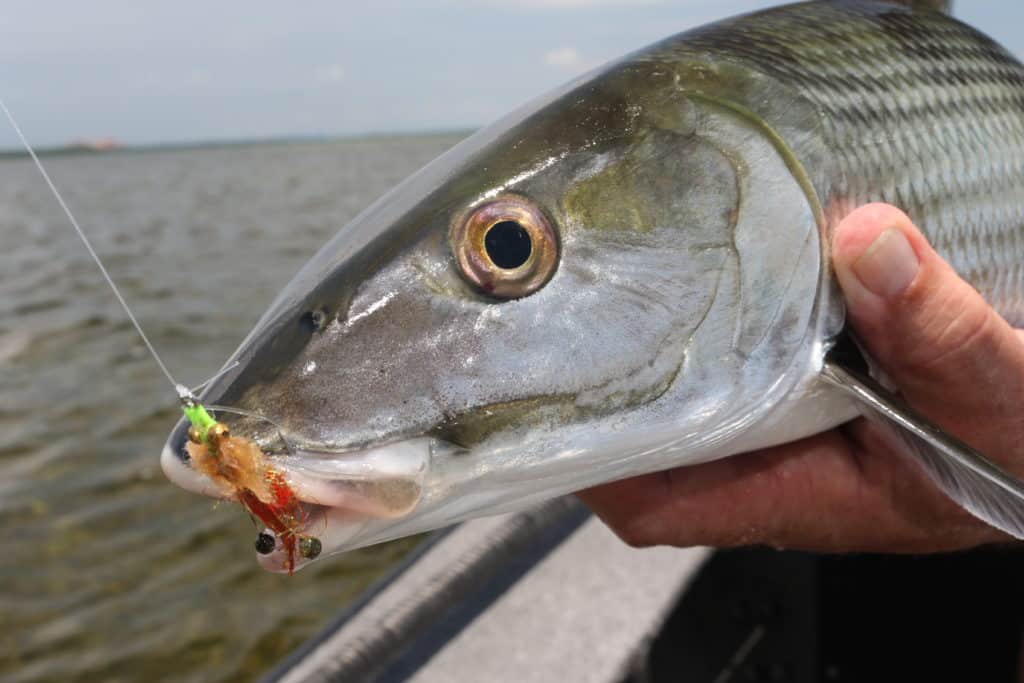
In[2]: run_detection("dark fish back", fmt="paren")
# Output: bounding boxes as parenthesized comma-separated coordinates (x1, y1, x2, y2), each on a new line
(677, 1, 1024, 323)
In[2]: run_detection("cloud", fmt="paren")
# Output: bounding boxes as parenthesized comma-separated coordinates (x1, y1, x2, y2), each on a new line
(544, 46, 585, 69)
(314, 64, 346, 83)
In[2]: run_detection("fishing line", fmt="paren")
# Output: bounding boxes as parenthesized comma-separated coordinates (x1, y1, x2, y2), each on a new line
(0, 98, 184, 391)
(0, 99, 320, 571)
(0, 100, 299, 449)
(0, 98, 240, 401)
(190, 360, 240, 396)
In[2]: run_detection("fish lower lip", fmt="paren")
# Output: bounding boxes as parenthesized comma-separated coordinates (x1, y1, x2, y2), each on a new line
(252, 437, 436, 573)
(160, 438, 226, 499)
(278, 438, 432, 518)
(160, 432, 432, 517)
(162, 427, 437, 572)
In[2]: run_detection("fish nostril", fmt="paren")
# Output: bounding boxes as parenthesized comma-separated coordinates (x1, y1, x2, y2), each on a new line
(170, 420, 192, 464)
(298, 309, 328, 333)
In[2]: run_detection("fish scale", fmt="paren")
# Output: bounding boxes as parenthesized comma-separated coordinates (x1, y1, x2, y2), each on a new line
(677, 0, 1024, 324)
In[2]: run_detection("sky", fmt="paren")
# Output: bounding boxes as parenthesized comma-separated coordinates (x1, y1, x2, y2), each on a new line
(0, 1, 1020, 149)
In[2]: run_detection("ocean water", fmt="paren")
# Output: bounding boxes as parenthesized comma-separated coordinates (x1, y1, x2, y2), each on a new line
(0, 134, 463, 683)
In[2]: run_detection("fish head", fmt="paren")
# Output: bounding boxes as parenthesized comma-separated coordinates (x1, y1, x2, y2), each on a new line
(162, 56, 827, 571)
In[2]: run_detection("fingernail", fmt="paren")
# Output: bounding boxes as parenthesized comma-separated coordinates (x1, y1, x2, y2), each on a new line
(852, 228, 919, 299)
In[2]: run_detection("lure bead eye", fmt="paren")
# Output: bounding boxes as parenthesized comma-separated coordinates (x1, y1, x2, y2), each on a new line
(206, 423, 230, 448)
(451, 194, 559, 300)
(299, 536, 322, 559)
(254, 532, 276, 555)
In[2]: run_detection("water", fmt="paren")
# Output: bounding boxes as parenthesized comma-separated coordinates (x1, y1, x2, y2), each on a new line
(0, 134, 464, 683)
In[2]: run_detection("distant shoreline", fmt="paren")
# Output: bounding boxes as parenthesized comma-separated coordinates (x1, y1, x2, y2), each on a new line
(0, 128, 473, 160)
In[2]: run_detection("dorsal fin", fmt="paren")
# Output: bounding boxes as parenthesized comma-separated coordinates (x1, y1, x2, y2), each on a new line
(885, 0, 952, 13)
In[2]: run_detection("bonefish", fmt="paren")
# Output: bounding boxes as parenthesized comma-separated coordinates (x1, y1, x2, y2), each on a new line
(144, 0, 1024, 572)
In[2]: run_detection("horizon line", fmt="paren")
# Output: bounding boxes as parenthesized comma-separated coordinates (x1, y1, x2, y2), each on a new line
(0, 126, 477, 159)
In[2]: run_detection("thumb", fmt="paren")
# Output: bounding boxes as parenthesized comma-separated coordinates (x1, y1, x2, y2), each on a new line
(832, 203, 1024, 441)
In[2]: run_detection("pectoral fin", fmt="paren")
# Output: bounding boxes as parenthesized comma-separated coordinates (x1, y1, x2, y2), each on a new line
(821, 334, 1024, 540)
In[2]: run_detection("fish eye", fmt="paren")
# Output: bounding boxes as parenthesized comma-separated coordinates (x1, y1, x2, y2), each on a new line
(450, 194, 559, 299)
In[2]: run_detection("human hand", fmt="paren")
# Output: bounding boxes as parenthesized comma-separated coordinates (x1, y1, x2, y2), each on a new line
(579, 203, 1024, 553)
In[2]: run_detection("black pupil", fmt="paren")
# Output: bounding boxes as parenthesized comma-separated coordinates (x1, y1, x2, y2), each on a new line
(484, 221, 532, 269)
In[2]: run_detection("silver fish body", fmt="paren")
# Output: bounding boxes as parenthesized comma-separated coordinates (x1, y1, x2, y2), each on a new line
(162, 0, 1024, 571)
(682, 0, 1024, 321)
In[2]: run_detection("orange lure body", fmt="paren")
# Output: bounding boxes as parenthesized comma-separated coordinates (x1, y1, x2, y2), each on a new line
(185, 425, 309, 573)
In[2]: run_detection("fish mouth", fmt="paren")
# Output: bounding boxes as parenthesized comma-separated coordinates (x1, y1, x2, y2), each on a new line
(160, 420, 437, 573)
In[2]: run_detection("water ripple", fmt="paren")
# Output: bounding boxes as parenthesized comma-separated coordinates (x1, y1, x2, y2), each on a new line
(0, 135, 460, 683)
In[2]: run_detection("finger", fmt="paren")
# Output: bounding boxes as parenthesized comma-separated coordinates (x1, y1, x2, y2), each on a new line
(577, 426, 989, 553)
(576, 435, 842, 549)
(832, 203, 1024, 460)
